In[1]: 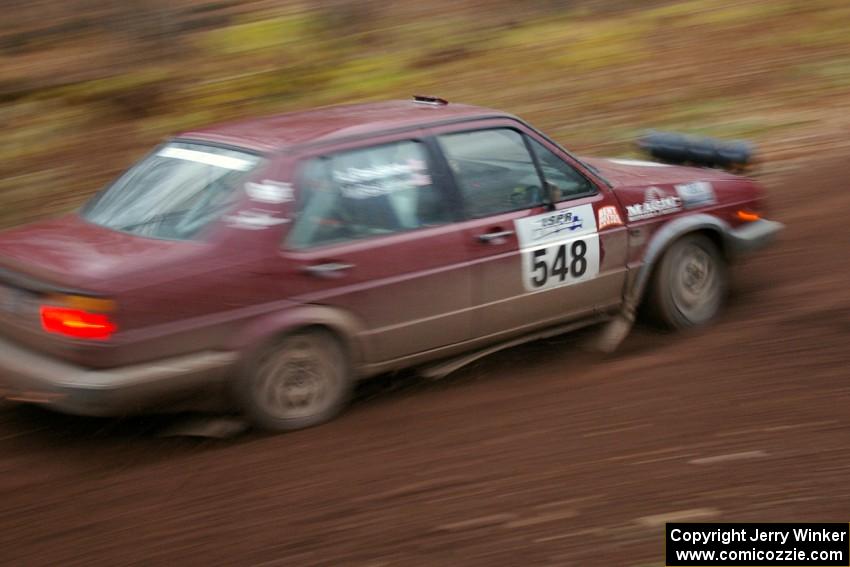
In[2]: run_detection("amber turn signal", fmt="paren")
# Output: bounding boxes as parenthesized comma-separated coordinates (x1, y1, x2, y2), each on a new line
(736, 210, 761, 222)
(46, 294, 117, 312)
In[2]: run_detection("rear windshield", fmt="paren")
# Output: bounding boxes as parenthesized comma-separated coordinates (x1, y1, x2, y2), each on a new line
(82, 142, 263, 240)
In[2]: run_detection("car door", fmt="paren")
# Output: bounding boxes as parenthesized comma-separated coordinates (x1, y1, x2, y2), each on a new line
(277, 131, 473, 364)
(428, 120, 629, 339)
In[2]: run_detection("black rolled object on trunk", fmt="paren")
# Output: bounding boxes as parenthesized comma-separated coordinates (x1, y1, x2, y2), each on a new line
(637, 131, 754, 170)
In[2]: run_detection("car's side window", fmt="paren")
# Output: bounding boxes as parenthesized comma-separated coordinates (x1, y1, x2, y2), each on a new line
(528, 137, 595, 201)
(287, 140, 450, 249)
(437, 128, 544, 218)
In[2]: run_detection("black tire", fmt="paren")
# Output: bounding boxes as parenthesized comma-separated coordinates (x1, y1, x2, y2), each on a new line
(236, 329, 353, 432)
(645, 233, 728, 330)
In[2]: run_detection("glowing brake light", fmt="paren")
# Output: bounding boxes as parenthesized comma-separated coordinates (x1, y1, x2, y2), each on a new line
(40, 306, 117, 340)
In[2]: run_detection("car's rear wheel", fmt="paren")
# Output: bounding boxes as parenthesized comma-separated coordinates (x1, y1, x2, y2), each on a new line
(237, 329, 353, 432)
(646, 233, 728, 330)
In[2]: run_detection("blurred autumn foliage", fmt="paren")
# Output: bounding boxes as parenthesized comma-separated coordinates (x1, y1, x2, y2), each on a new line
(1, 0, 849, 227)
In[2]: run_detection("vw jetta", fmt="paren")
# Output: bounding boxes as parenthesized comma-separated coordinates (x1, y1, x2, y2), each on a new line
(0, 96, 782, 430)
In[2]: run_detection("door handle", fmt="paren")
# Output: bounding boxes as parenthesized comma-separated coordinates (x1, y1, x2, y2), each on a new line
(303, 262, 355, 278)
(477, 230, 515, 243)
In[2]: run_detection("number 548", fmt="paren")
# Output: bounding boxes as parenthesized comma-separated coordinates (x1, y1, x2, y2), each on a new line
(530, 240, 588, 288)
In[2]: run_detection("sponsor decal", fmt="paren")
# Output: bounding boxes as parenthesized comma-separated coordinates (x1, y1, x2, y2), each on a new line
(514, 204, 600, 292)
(333, 158, 431, 199)
(675, 181, 717, 208)
(225, 209, 291, 230)
(625, 186, 682, 221)
(597, 205, 623, 229)
(245, 180, 294, 204)
(607, 158, 671, 168)
(516, 205, 597, 248)
(532, 210, 584, 241)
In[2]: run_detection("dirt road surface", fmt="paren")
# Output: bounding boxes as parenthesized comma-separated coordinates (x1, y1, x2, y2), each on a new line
(0, 157, 847, 566)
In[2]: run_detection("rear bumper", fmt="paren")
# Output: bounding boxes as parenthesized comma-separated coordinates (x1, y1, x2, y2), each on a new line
(0, 335, 237, 416)
(727, 219, 784, 255)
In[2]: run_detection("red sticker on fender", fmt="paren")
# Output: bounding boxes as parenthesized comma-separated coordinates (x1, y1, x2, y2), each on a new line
(598, 205, 623, 229)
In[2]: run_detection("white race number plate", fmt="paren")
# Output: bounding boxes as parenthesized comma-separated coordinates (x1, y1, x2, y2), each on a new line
(515, 204, 600, 292)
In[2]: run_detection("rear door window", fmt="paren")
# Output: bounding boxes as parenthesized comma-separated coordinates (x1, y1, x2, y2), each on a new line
(287, 140, 451, 249)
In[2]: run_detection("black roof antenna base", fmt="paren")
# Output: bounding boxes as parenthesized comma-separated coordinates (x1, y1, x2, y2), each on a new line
(413, 95, 449, 106)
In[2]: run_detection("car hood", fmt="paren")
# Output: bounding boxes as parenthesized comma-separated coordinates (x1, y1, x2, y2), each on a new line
(581, 157, 739, 188)
(0, 214, 200, 291)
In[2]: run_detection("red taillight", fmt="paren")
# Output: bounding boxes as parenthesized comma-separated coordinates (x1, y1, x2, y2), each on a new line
(40, 306, 117, 340)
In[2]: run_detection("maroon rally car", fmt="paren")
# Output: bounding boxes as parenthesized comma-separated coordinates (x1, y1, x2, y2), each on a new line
(0, 97, 782, 431)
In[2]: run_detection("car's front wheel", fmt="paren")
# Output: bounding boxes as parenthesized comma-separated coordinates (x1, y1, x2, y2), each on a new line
(646, 233, 728, 330)
(237, 329, 353, 432)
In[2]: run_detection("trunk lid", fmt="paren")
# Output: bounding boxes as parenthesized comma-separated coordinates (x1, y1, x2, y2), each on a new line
(0, 213, 198, 292)
(0, 214, 205, 362)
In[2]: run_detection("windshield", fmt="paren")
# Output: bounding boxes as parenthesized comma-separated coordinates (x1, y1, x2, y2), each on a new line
(82, 142, 263, 240)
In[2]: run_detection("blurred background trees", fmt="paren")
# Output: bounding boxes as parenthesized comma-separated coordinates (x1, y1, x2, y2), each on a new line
(1, 0, 849, 227)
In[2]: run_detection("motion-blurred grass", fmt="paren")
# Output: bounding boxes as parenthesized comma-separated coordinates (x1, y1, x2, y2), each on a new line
(1, 0, 849, 227)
